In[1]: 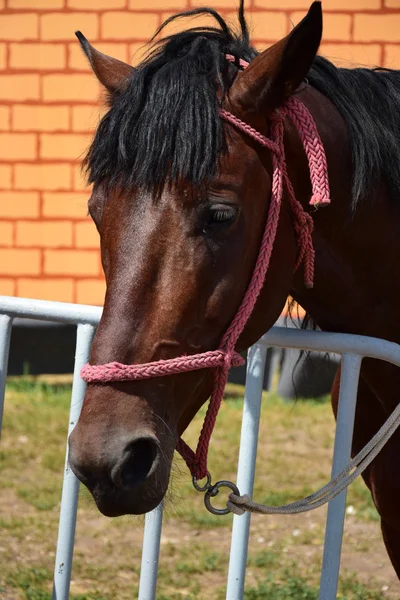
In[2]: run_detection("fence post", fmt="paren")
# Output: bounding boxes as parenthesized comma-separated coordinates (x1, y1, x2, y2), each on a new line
(318, 353, 362, 600)
(0, 313, 13, 436)
(138, 502, 164, 600)
(52, 323, 96, 600)
(226, 342, 268, 600)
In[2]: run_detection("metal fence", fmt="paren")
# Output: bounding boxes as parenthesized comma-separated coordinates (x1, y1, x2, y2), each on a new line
(1, 295, 400, 600)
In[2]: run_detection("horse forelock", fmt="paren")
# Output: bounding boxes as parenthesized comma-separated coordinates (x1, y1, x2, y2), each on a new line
(83, 6, 257, 196)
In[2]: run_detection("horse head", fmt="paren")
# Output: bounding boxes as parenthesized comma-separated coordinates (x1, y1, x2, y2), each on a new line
(68, 2, 323, 516)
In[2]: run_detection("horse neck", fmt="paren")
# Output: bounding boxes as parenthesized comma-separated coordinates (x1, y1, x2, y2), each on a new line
(289, 85, 399, 340)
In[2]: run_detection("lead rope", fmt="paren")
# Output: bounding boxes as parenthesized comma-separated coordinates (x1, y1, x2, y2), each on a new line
(227, 401, 400, 517)
(81, 57, 333, 513)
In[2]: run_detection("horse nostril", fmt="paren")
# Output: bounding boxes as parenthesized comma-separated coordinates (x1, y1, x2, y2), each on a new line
(111, 437, 159, 490)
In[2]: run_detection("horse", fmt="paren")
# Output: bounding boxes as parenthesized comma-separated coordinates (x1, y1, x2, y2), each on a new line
(68, 1, 400, 578)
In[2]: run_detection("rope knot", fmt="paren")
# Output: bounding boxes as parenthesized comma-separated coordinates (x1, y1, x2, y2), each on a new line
(270, 108, 286, 122)
(231, 351, 245, 368)
(226, 493, 251, 516)
(224, 352, 233, 370)
(219, 349, 245, 370)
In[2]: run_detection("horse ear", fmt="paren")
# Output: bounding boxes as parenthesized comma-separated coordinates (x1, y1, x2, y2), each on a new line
(75, 31, 134, 93)
(230, 1, 322, 114)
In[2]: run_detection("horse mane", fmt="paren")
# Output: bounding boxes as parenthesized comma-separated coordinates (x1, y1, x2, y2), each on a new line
(83, 4, 257, 195)
(308, 57, 400, 208)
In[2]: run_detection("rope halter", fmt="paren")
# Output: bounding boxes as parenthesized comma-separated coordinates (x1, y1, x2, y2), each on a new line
(80, 57, 331, 483)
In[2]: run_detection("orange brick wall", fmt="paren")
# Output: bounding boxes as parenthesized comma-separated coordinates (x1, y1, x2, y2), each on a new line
(0, 0, 399, 306)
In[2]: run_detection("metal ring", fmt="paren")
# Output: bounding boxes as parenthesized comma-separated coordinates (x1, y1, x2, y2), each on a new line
(192, 471, 212, 492)
(204, 480, 240, 515)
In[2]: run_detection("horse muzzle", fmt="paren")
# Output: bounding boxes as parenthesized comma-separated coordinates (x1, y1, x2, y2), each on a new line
(68, 429, 172, 516)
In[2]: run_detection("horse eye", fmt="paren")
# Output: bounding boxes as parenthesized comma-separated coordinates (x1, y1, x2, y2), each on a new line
(207, 206, 238, 227)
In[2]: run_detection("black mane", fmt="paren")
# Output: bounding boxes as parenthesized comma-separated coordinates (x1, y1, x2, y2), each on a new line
(85, 4, 400, 206)
(84, 6, 256, 194)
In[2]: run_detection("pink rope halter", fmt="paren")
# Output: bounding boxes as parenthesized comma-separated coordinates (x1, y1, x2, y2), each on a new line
(81, 58, 330, 481)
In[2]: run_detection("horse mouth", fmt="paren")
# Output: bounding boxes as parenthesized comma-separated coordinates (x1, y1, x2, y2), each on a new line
(78, 463, 170, 517)
(91, 483, 166, 517)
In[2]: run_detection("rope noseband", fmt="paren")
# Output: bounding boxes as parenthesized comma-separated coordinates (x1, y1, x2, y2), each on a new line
(80, 58, 330, 484)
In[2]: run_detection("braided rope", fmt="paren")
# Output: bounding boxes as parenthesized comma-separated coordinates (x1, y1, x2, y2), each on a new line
(225, 53, 252, 71)
(81, 61, 331, 480)
(80, 350, 244, 383)
(219, 109, 281, 156)
(285, 98, 330, 208)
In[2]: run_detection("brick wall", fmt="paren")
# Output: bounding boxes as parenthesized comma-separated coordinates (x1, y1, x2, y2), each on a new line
(0, 0, 399, 306)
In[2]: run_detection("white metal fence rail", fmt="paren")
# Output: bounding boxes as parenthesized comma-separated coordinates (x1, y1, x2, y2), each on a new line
(1, 295, 400, 600)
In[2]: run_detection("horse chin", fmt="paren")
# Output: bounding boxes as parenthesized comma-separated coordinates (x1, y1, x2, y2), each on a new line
(88, 466, 171, 517)
(92, 486, 167, 517)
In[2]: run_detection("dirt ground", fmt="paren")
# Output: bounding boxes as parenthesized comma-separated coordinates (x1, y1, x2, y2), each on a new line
(1, 487, 400, 599)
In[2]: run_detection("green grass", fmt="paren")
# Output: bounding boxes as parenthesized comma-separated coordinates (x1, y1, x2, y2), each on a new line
(0, 378, 392, 600)
(241, 573, 387, 600)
